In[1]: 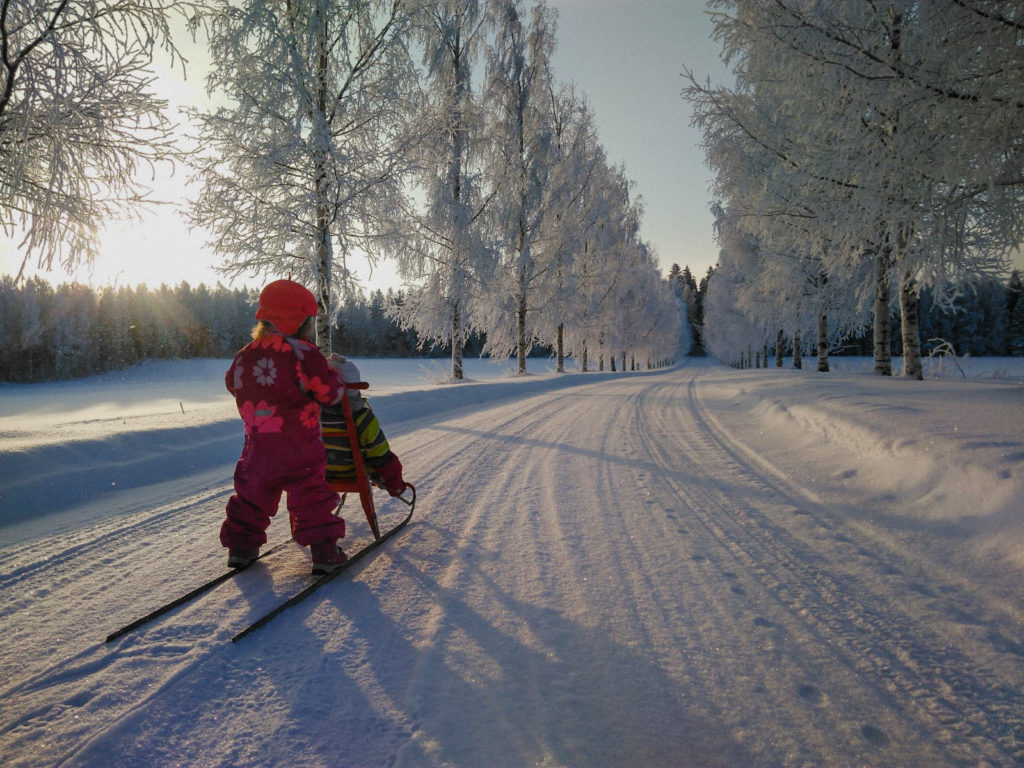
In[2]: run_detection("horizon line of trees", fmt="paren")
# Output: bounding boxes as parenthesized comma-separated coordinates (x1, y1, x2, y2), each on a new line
(3, 273, 672, 383)
(686, 1, 1024, 378)
(0, 278, 422, 383)
(3, 264, 1018, 384)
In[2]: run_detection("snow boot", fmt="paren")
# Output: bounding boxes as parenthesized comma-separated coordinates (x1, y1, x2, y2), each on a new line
(228, 547, 259, 569)
(310, 539, 348, 575)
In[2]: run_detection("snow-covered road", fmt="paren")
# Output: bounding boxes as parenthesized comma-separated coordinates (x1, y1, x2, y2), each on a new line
(1, 362, 1021, 767)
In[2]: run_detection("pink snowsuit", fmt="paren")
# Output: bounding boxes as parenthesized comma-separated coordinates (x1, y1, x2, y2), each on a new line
(220, 332, 348, 550)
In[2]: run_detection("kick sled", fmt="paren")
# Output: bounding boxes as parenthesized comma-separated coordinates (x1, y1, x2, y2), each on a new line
(105, 381, 414, 644)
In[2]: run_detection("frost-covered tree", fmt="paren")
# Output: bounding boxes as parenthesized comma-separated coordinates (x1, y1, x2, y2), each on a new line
(702, 254, 757, 367)
(189, 0, 421, 350)
(531, 85, 608, 371)
(690, 0, 1024, 379)
(1, 0, 189, 280)
(615, 240, 684, 367)
(579, 166, 670, 370)
(561, 159, 626, 370)
(390, 0, 493, 379)
(478, 0, 556, 373)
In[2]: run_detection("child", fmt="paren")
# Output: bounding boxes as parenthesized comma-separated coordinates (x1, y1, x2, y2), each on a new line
(321, 354, 407, 497)
(220, 279, 350, 575)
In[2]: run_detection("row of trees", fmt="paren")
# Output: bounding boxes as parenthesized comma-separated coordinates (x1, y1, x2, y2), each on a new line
(4, 0, 685, 380)
(686, 1, 1024, 377)
(0, 278, 251, 382)
(192, 0, 684, 376)
(0, 278, 431, 383)
(6, 264, 1017, 383)
(725, 271, 1024, 368)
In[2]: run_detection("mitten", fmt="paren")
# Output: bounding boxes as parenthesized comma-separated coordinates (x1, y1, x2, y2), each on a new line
(375, 453, 407, 497)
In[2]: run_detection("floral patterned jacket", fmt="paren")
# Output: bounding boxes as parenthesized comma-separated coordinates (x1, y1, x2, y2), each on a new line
(225, 333, 345, 466)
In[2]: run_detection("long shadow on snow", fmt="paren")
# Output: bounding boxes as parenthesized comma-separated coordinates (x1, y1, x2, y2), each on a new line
(335, 544, 755, 768)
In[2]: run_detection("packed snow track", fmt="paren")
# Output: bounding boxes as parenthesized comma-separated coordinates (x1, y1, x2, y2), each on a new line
(1, 363, 1021, 767)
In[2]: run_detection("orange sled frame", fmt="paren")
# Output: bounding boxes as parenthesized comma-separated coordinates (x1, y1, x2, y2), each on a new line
(326, 381, 415, 541)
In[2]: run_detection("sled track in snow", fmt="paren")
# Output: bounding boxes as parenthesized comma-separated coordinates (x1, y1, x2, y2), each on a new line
(628, 371, 1022, 766)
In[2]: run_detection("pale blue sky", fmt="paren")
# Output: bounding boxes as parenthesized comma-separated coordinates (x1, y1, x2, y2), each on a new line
(548, 0, 731, 280)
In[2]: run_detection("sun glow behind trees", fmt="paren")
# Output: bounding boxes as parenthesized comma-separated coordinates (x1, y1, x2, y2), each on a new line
(0, 2, 424, 296)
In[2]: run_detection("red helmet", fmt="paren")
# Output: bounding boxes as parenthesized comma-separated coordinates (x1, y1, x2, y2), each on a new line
(255, 280, 318, 335)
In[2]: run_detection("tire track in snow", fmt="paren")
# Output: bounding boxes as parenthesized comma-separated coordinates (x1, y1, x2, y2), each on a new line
(383, 377, 756, 766)
(625, 369, 1021, 766)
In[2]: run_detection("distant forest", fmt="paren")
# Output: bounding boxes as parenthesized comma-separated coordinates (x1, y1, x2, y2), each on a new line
(0, 278, 480, 383)
(670, 265, 1024, 363)
(2, 270, 1022, 383)
(840, 272, 1024, 359)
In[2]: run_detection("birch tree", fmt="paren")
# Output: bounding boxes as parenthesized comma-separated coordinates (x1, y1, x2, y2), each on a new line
(189, 0, 421, 349)
(531, 84, 604, 371)
(390, 0, 493, 379)
(559, 159, 625, 372)
(2, 0, 189, 280)
(478, 0, 555, 373)
(691, 0, 1024, 379)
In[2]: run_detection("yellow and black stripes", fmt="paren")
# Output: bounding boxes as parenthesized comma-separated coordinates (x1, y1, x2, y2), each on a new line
(322, 402, 392, 482)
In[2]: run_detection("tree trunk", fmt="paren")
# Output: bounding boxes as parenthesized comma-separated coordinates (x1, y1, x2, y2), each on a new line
(581, 344, 588, 372)
(556, 323, 564, 372)
(448, 35, 468, 380)
(776, 329, 784, 367)
(817, 313, 829, 372)
(793, 330, 802, 369)
(899, 270, 923, 380)
(873, 245, 893, 375)
(516, 290, 527, 374)
(313, 5, 332, 353)
(451, 300, 463, 380)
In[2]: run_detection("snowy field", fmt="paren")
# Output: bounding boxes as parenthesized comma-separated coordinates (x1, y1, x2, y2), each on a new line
(0, 355, 1022, 766)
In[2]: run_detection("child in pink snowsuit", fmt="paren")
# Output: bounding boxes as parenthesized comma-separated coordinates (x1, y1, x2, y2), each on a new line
(220, 279, 349, 575)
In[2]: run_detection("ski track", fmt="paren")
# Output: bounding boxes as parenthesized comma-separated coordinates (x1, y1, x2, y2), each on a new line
(0, 366, 1021, 767)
